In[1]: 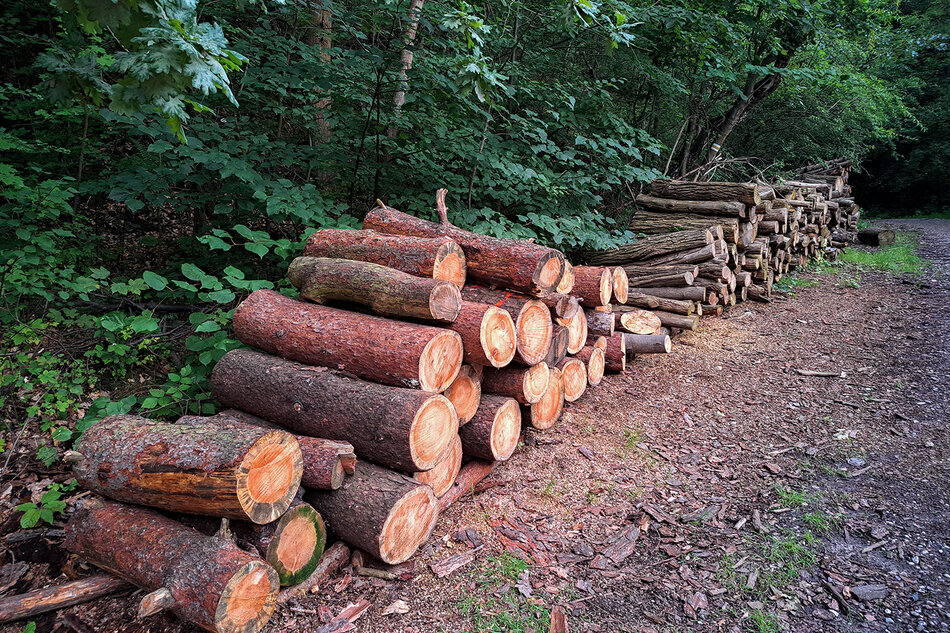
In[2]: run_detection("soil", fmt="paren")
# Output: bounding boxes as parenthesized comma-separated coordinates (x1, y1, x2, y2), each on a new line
(1, 220, 948, 633)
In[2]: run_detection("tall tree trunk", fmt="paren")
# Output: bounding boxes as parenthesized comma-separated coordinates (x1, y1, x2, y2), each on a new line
(387, 0, 426, 138)
(308, 3, 333, 143)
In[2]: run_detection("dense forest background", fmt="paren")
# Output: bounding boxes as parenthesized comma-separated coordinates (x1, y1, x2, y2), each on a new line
(0, 0, 947, 472)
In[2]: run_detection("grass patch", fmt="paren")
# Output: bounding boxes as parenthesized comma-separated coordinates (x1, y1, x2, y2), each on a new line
(774, 485, 817, 508)
(456, 553, 551, 633)
(841, 232, 927, 275)
(749, 608, 782, 633)
(802, 511, 841, 534)
(760, 531, 818, 586)
(773, 274, 819, 296)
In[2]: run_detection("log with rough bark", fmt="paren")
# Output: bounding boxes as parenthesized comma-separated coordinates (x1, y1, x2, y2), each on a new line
(437, 460, 497, 512)
(614, 308, 662, 335)
(447, 300, 517, 368)
(635, 194, 745, 216)
(541, 293, 581, 319)
(587, 335, 607, 350)
(557, 308, 588, 355)
(65, 499, 279, 633)
(583, 229, 713, 265)
(747, 284, 771, 302)
(654, 311, 699, 331)
(304, 463, 438, 564)
(635, 242, 719, 267)
(72, 415, 302, 524)
(649, 179, 761, 206)
(555, 261, 575, 294)
(211, 349, 458, 473)
(459, 396, 521, 461)
(303, 229, 467, 288)
(556, 357, 587, 403)
(414, 435, 462, 497)
(363, 195, 564, 295)
(444, 365, 481, 425)
(622, 263, 700, 278)
(697, 260, 731, 281)
(0, 574, 131, 625)
(525, 367, 564, 429)
(611, 267, 629, 304)
(481, 363, 549, 405)
(574, 346, 605, 386)
(233, 290, 462, 393)
(623, 333, 671, 356)
(625, 292, 659, 309)
(586, 310, 615, 337)
(628, 286, 705, 301)
(542, 324, 569, 367)
(621, 294, 694, 315)
(459, 286, 552, 366)
(857, 227, 895, 246)
(626, 270, 694, 288)
(571, 266, 612, 306)
(288, 257, 462, 322)
(628, 212, 739, 237)
(602, 333, 626, 373)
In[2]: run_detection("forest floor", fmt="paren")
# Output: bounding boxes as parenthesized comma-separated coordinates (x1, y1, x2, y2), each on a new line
(2, 220, 948, 633)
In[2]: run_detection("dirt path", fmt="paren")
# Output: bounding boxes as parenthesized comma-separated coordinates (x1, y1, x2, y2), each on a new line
(4, 221, 948, 633)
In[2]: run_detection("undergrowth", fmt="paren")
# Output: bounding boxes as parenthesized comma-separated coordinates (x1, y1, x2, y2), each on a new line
(456, 553, 552, 633)
(840, 232, 927, 275)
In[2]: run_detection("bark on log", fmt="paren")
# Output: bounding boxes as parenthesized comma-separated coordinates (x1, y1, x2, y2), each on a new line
(628, 212, 739, 238)
(556, 309, 588, 355)
(437, 460, 496, 512)
(586, 310, 615, 337)
(525, 367, 564, 429)
(747, 284, 771, 302)
(626, 286, 705, 301)
(649, 179, 761, 206)
(459, 286, 552, 366)
(210, 349, 457, 473)
(621, 294, 694, 315)
(481, 363, 549, 405)
(459, 396, 521, 461)
(635, 194, 745, 216)
(542, 324, 569, 367)
(622, 263, 699, 278)
(444, 365, 481, 425)
(72, 415, 302, 524)
(574, 346, 605, 387)
(304, 463, 438, 564)
(414, 435, 462, 497)
(288, 257, 462, 322)
(363, 200, 564, 295)
(857, 228, 895, 246)
(611, 267, 629, 304)
(625, 292, 659, 309)
(634, 242, 719, 267)
(653, 311, 699, 331)
(0, 575, 131, 625)
(303, 229, 467, 288)
(587, 335, 607, 351)
(446, 301, 517, 368)
(623, 333, 671, 356)
(614, 308, 662, 335)
(602, 334, 626, 373)
(583, 229, 713, 265)
(65, 499, 279, 633)
(626, 271, 694, 288)
(571, 266, 612, 306)
(540, 293, 580, 320)
(556, 357, 587, 403)
(233, 290, 462, 392)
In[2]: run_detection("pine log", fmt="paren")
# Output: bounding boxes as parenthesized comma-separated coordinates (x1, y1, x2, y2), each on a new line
(0, 574, 131, 625)
(611, 267, 629, 304)
(614, 308, 662, 335)
(304, 463, 438, 564)
(525, 367, 564, 429)
(363, 197, 564, 295)
(626, 271, 694, 288)
(654, 311, 699, 331)
(620, 295, 693, 315)
(444, 365, 482, 425)
(555, 261, 575, 294)
(65, 499, 279, 633)
(303, 229, 467, 288)
(414, 435, 463, 497)
(572, 266, 612, 306)
(574, 346, 605, 387)
(233, 290, 462, 393)
(459, 286, 552, 366)
(437, 460, 497, 512)
(626, 286, 705, 301)
(210, 349, 458, 473)
(557, 357, 587, 403)
(622, 263, 700, 278)
(586, 310, 615, 337)
(857, 228, 895, 246)
(276, 541, 349, 604)
(541, 293, 581, 320)
(635, 194, 745, 216)
(629, 212, 739, 238)
(602, 333, 626, 373)
(587, 335, 607, 351)
(557, 308, 588, 355)
(650, 179, 761, 206)
(542, 324, 569, 367)
(459, 396, 521, 461)
(447, 301, 517, 368)
(72, 415, 301, 524)
(635, 242, 718, 267)
(481, 362, 549, 405)
(583, 229, 713, 265)
(623, 333, 671, 356)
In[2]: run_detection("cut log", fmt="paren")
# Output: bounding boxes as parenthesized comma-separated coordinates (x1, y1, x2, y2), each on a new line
(623, 333, 671, 356)
(654, 311, 699, 331)
(626, 270, 694, 288)
(72, 415, 302, 524)
(583, 229, 713, 265)
(649, 179, 760, 206)
(611, 267, 629, 304)
(701, 304, 724, 315)
(363, 196, 564, 295)
(276, 541, 349, 604)
(572, 266, 612, 306)
(587, 335, 607, 351)
(233, 290, 462, 393)
(635, 242, 719, 267)
(625, 292, 659, 309)
(629, 212, 739, 238)
(635, 194, 745, 216)
(586, 310, 615, 337)
(747, 284, 771, 302)
(0, 574, 131, 625)
(437, 460, 497, 512)
(556, 357, 587, 403)
(65, 499, 279, 633)
(459, 396, 521, 461)
(627, 286, 705, 301)
(304, 463, 438, 564)
(303, 229, 467, 288)
(620, 295, 694, 315)
(525, 367, 564, 429)
(542, 324, 569, 367)
(557, 308, 588, 355)
(602, 334, 626, 373)
(414, 435, 463, 497)
(622, 263, 699, 278)
(857, 228, 895, 246)
(614, 308, 662, 335)
(697, 261, 731, 281)
(481, 362, 549, 405)
(447, 301, 517, 368)
(288, 257, 462, 322)
(459, 286, 552, 366)
(444, 365, 482, 425)
(211, 349, 457, 473)
(574, 346, 605, 387)
(555, 261, 575, 294)
(540, 293, 581, 320)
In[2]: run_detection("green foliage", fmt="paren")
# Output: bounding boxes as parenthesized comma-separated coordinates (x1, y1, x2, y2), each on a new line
(16, 481, 76, 528)
(840, 232, 927, 274)
(456, 553, 551, 633)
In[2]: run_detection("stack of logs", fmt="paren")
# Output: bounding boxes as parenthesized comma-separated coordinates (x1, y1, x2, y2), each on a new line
(47, 190, 676, 632)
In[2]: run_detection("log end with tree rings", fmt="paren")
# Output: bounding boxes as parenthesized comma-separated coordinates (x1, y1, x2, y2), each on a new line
(522, 362, 550, 404)
(444, 365, 481, 425)
(534, 251, 566, 293)
(558, 309, 588, 355)
(488, 398, 522, 461)
(555, 261, 575, 294)
(214, 560, 279, 633)
(480, 306, 518, 368)
(514, 300, 553, 366)
(527, 367, 564, 430)
(414, 435, 462, 497)
(588, 335, 607, 351)
(418, 330, 464, 392)
(459, 395, 521, 462)
(409, 394, 460, 471)
(267, 504, 327, 586)
(557, 357, 587, 403)
(579, 346, 605, 386)
(378, 484, 439, 564)
(595, 268, 612, 305)
(612, 267, 629, 304)
(618, 309, 662, 335)
(237, 432, 305, 524)
(428, 281, 464, 321)
(432, 240, 468, 288)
